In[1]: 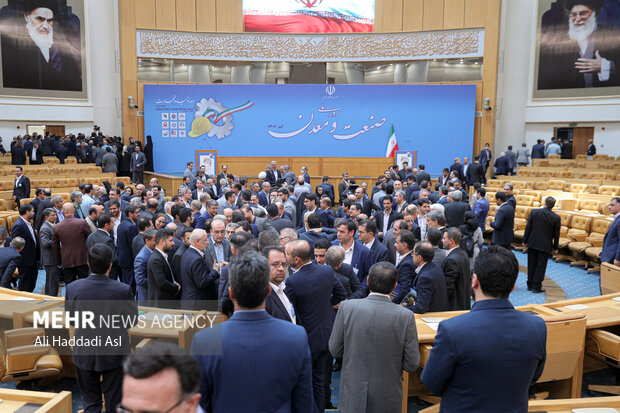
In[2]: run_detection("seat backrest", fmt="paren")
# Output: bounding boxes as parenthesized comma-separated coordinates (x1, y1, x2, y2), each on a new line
(515, 206, 529, 220)
(516, 195, 534, 206)
(556, 212, 572, 228)
(593, 154, 608, 160)
(486, 179, 503, 189)
(548, 154, 561, 159)
(570, 216, 592, 232)
(52, 178, 69, 188)
(488, 204, 498, 216)
(598, 186, 620, 196)
(569, 183, 587, 193)
(576, 154, 587, 160)
(547, 180, 565, 191)
(591, 218, 611, 236)
(559, 171, 573, 178)
(537, 313, 586, 383)
(580, 199, 601, 212)
(601, 263, 620, 294)
(558, 198, 579, 212)
(512, 181, 527, 190)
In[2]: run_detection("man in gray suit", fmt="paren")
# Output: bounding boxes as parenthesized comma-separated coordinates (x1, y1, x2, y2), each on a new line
(240, 204, 274, 234)
(39, 208, 59, 296)
(205, 219, 231, 266)
(101, 147, 118, 173)
(329, 261, 419, 413)
(130, 146, 147, 184)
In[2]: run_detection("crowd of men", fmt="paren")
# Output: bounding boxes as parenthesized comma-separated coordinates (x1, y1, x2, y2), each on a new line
(4, 148, 620, 413)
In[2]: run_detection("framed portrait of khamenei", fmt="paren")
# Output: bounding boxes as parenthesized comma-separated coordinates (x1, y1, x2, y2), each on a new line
(0, 0, 87, 99)
(196, 150, 217, 177)
(534, 0, 620, 99)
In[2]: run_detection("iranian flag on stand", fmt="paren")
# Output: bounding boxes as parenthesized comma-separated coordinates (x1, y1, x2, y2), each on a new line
(385, 125, 399, 158)
(243, 0, 375, 33)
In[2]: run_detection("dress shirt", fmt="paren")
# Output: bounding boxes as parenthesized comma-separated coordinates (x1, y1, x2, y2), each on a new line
(156, 247, 176, 282)
(31, 147, 37, 161)
(446, 246, 459, 255)
(419, 216, 428, 241)
(396, 250, 412, 266)
(369, 292, 391, 299)
(112, 215, 121, 245)
(54, 208, 64, 222)
(291, 261, 312, 274)
(270, 281, 296, 324)
(14, 175, 21, 187)
(414, 262, 426, 275)
(190, 245, 205, 257)
(364, 238, 375, 251)
(383, 210, 391, 234)
(20, 217, 36, 245)
(342, 241, 354, 265)
(213, 242, 224, 262)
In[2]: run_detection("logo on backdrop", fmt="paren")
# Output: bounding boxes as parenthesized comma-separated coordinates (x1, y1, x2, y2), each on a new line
(188, 98, 254, 139)
(297, 0, 323, 9)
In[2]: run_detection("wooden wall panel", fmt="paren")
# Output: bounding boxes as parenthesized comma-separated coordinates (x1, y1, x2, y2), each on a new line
(196, 0, 216, 32)
(480, 0, 501, 154)
(444, 0, 465, 29)
(215, 0, 243, 32)
(374, 0, 384, 32)
(119, 0, 137, 82)
(464, 0, 487, 28)
(382, 0, 404, 32)
(290, 158, 323, 178)
(176, 0, 197, 31)
(422, 0, 444, 31)
(122, 80, 139, 140)
(402, 0, 424, 31)
(155, 0, 177, 30)
(135, 0, 156, 29)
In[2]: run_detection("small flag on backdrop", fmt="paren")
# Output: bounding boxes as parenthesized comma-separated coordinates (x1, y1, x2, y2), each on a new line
(385, 125, 399, 158)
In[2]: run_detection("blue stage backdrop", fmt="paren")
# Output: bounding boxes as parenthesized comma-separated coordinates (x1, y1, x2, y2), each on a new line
(144, 84, 476, 175)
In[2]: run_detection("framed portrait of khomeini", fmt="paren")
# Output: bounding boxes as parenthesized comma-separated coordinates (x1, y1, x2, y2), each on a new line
(0, 0, 87, 99)
(534, 0, 620, 99)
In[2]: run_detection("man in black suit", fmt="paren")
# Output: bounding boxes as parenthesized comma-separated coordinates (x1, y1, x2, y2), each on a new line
(86, 213, 116, 254)
(393, 230, 416, 304)
(441, 228, 472, 311)
(494, 152, 509, 176)
(56, 141, 68, 164)
(11, 142, 27, 165)
(284, 240, 346, 413)
(490, 192, 515, 250)
(0, 237, 24, 288)
(374, 197, 399, 241)
(65, 244, 137, 413)
(522, 197, 561, 294)
(503, 183, 517, 209)
(180, 229, 220, 309)
(266, 204, 294, 233)
(171, 227, 192, 282)
(10, 204, 38, 292)
(28, 141, 44, 164)
(466, 156, 485, 187)
(444, 191, 470, 228)
(411, 241, 449, 313)
(263, 246, 295, 323)
(358, 219, 390, 265)
(449, 158, 465, 181)
(147, 228, 181, 308)
(117, 205, 139, 292)
(12, 166, 31, 206)
(416, 164, 431, 185)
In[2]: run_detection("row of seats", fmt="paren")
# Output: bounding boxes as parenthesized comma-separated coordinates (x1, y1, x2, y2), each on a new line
(517, 168, 619, 180)
(0, 156, 79, 165)
(0, 176, 130, 192)
(0, 166, 103, 176)
(487, 179, 619, 197)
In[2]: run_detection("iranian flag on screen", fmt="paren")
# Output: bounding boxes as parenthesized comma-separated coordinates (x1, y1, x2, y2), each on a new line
(244, 0, 374, 33)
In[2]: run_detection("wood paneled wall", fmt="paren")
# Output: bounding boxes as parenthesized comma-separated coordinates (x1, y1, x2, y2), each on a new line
(119, 0, 502, 167)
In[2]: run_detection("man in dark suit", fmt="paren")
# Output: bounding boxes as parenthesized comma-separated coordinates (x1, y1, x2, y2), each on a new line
(257, 181, 271, 207)
(490, 192, 515, 249)
(56, 141, 69, 164)
(28, 141, 44, 164)
(65, 244, 137, 413)
(494, 152, 509, 176)
(11, 143, 27, 165)
(479, 143, 492, 179)
(134, 228, 156, 304)
(374, 197, 399, 240)
(443, 191, 470, 228)
(192, 251, 313, 412)
(205, 218, 231, 266)
(523, 197, 561, 293)
(600, 197, 620, 266)
(86, 212, 118, 281)
(11, 204, 38, 292)
(12, 166, 30, 206)
(393, 230, 416, 304)
(441, 228, 472, 311)
(117, 205, 139, 292)
(466, 156, 485, 186)
(0, 237, 24, 288)
(267, 204, 294, 233)
(52, 203, 93, 284)
(129, 145, 147, 184)
(263, 246, 295, 323)
(422, 246, 546, 412)
(332, 219, 373, 283)
(318, 176, 335, 203)
(416, 164, 431, 185)
(39, 209, 59, 295)
(531, 139, 546, 159)
(338, 172, 351, 204)
(147, 228, 181, 307)
(449, 158, 465, 181)
(411, 241, 449, 313)
(171, 227, 192, 281)
(285, 240, 346, 413)
(180, 229, 220, 309)
(358, 219, 390, 265)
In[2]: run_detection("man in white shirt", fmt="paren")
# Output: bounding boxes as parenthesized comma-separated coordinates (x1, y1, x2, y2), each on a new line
(263, 246, 296, 323)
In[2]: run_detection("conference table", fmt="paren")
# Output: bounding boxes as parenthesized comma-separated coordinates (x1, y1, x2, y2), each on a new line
(0, 389, 72, 412)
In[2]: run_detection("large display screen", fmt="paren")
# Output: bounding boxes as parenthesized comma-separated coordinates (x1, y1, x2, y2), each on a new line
(144, 84, 476, 175)
(243, 0, 375, 33)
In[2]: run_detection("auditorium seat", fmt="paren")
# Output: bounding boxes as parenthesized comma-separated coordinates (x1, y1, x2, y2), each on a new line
(600, 263, 620, 294)
(37, 179, 52, 188)
(556, 215, 592, 262)
(576, 154, 588, 160)
(570, 184, 587, 194)
(548, 155, 561, 159)
(548, 180, 565, 191)
(116, 177, 131, 186)
(67, 178, 78, 188)
(55, 193, 71, 203)
(558, 198, 579, 212)
(0, 200, 7, 212)
(536, 313, 587, 399)
(593, 154, 609, 160)
(598, 186, 620, 196)
(516, 195, 535, 207)
(6, 216, 18, 232)
(52, 179, 70, 188)
(540, 170, 556, 178)
(512, 206, 530, 250)
(569, 219, 610, 270)
(579, 199, 602, 214)
(0, 328, 63, 384)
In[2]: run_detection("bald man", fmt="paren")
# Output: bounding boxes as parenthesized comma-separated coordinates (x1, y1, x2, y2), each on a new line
(52, 203, 93, 284)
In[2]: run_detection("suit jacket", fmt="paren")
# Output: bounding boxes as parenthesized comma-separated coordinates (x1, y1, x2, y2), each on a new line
(368, 238, 390, 265)
(472, 197, 490, 233)
(334, 263, 366, 299)
(523, 207, 561, 254)
(283, 199, 297, 227)
(441, 248, 471, 311)
(416, 171, 431, 185)
(449, 163, 465, 180)
(11, 146, 27, 165)
(253, 216, 274, 233)
(0, 246, 22, 287)
(479, 148, 492, 169)
(129, 151, 147, 172)
(602, 216, 620, 264)
(28, 146, 44, 164)
(271, 217, 294, 233)
(180, 247, 219, 306)
(101, 152, 118, 173)
(432, 247, 448, 267)
(329, 295, 419, 413)
(65, 274, 137, 371)
(265, 287, 293, 322)
(117, 219, 138, 268)
(38, 220, 56, 266)
(332, 240, 373, 283)
(531, 143, 546, 159)
(412, 262, 449, 313)
(393, 253, 415, 304)
(490, 203, 515, 246)
(147, 249, 179, 306)
(205, 239, 231, 266)
(284, 262, 346, 353)
(505, 150, 516, 169)
(373, 209, 399, 236)
(132, 233, 146, 258)
(52, 217, 92, 268)
(257, 190, 269, 207)
(466, 162, 485, 185)
(56, 146, 68, 163)
(134, 245, 152, 303)
(13, 175, 30, 201)
(191, 310, 313, 413)
(444, 202, 470, 228)
(86, 229, 115, 257)
(360, 197, 379, 217)
(494, 157, 509, 175)
(421, 299, 546, 413)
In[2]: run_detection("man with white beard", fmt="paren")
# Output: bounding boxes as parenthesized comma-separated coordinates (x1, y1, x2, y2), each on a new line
(538, 0, 619, 89)
(1, 0, 82, 91)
